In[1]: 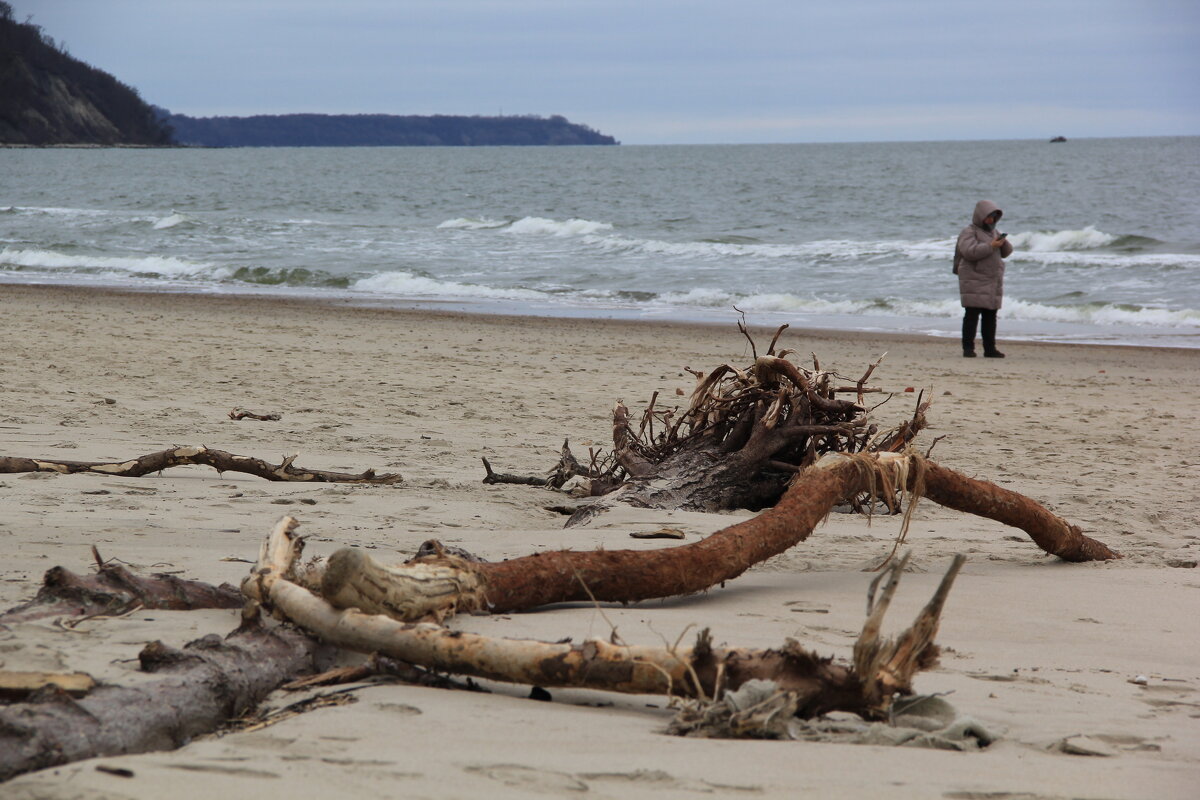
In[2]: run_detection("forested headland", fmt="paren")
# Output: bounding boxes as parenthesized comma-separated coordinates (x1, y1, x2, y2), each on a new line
(164, 113, 618, 147)
(1, 2, 617, 148)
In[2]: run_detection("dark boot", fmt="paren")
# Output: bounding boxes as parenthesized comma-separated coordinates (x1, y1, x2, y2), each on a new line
(962, 309, 980, 357)
(981, 311, 1004, 358)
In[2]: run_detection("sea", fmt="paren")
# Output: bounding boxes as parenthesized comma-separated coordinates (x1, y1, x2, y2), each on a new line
(3, 136, 1199, 348)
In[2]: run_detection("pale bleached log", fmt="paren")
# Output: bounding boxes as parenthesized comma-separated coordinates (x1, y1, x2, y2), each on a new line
(255, 551, 962, 720)
(320, 547, 486, 622)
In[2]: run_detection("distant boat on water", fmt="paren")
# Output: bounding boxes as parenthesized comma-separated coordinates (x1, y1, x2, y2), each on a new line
(1050, 136, 1067, 143)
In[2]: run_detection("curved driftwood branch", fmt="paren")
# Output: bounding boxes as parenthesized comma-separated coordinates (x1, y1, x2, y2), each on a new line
(918, 461, 1115, 562)
(245, 523, 963, 722)
(294, 453, 1119, 625)
(0, 445, 402, 484)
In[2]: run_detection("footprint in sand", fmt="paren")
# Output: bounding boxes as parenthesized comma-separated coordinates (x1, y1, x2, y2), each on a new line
(464, 764, 588, 793)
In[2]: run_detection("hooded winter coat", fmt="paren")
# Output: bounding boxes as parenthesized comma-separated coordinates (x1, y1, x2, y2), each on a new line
(954, 199, 1013, 310)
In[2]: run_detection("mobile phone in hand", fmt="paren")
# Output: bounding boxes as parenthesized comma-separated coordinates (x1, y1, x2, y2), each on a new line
(996, 232, 1008, 239)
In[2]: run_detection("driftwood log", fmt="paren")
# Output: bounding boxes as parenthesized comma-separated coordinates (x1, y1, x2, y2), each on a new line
(246, 516, 964, 722)
(228, 408, 282, 421)
(0, 554, 242, 626)
(0, 445, 401, 484)
(0, 449, 1116, 779)
(0, 611, 328, 782)
(301, 452, 1118, 625)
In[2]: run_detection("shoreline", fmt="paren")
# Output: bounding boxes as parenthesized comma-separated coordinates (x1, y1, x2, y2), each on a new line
(2, 281, 1197, 798)
(4, 280, 1197, 353)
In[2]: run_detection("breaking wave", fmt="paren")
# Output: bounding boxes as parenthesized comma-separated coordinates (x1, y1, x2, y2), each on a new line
(652, 288, 1199, 328)
(0, 247, 228, 279)
(351, 270, 547, 300)
(505, 216, 614, 236)
(152, 212, 193, 230)
(1009, 226, 1118, 251)
(437, 217, 510, 230)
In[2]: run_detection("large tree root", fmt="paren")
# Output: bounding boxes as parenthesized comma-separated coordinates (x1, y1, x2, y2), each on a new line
(301, 453, 1117, 624)
(1, 556, 243, 626)
(0, 445, 402, 484)
(484, 330, 930, 520)
(246, 520, 963, 722)
(0, 614, 328, 782)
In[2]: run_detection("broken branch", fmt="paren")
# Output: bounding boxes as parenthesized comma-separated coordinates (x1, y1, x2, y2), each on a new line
(0, 445, 402, 484)
(1, 562, 243, 626)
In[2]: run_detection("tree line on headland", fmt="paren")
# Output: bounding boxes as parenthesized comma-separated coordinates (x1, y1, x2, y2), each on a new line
(164, 113, 618, 147)
(0, 3, 617, 147)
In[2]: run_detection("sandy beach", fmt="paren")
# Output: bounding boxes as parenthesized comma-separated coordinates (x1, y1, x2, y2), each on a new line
(1, 283, 1197, 799)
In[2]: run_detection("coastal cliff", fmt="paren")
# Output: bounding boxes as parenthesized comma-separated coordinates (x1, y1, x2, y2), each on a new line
(0, 2, 173, 146)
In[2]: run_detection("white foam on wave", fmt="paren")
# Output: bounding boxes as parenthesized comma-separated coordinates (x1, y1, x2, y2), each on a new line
(1010, 226, 1117, 252)
(1009, 248, 1200, 270)
(1002, 298, 1200, 327)
(437, 217, 509, 230)
(8, 205, 110, 218)
(351, 270, 546, 300)
(152, 212, 191, 230)
(585, 233, 959, 262)
(0, 247, 229, 279)
(505, 217, 613, 236)
(652, 285, 1199, 329)
(657, 288, 886, 316)
(587, 235, 797, 258)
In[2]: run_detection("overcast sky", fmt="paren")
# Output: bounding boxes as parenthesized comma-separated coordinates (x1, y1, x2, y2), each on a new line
(10, 0, 1199, 144)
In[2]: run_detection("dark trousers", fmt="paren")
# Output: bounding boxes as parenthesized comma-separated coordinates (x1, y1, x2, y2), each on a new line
(962, 307, 998, 354)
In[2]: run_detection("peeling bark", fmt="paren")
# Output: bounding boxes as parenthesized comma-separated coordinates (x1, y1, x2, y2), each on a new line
(0, 445, 402, 484)
(918, 460, 1116, 562)
(302, 453, 1119, 625)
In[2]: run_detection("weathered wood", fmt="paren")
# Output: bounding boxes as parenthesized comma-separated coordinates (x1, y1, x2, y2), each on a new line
(482, 440, 612, 490)
(248, 526, 963, 722)
(0, 445, 402, 484)
(0, 671, 96, 700)
(320, 452, 1118, 623)
(0, 562, 243, 626)
(320, 547, 486, 623)
(228, 408, 282, 421)
(480, 456, 548, 486)
(556, 335, 928, 520)
(0, 614, 328, 782)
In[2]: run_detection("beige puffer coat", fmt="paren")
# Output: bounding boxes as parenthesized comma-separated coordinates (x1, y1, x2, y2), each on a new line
(954, 199, 1013, 310)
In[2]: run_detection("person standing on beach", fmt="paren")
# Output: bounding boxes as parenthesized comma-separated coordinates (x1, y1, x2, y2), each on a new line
(953, 199, 1014, 358)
